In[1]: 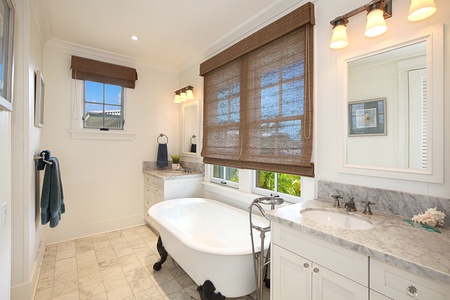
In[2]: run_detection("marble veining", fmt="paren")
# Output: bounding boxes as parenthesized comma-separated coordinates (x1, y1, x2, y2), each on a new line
(266, 199, 450, 286)
(318, 180, 450, 226)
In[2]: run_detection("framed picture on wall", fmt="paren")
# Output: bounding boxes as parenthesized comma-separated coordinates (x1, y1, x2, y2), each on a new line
(0, 0, 15, 112)
(348, 98, 386, 136)
(34, 70, 45, 128)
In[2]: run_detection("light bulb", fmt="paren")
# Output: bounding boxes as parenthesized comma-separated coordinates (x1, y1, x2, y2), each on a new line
(408, 0, 436, 21)
(365, 9, 387, 37)
(330, 24, 349, 49)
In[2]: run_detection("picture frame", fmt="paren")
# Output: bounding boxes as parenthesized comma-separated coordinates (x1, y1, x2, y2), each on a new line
(34, 70, 45, 128)
(0, 0, 15, 112)
(348, 98, 386, 136)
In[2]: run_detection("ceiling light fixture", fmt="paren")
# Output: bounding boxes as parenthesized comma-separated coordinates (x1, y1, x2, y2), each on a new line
(130, 35, 139, 41)
(174, 85, 194, 103)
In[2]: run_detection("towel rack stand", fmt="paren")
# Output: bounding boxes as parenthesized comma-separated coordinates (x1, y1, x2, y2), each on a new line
(157, 133, 168, 144)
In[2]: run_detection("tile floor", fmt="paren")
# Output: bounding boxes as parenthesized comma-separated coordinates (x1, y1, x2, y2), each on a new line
(34, 225, 268, 300)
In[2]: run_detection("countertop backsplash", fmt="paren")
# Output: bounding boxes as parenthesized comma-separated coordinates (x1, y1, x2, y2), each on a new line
(318, 180, 450, 227)
(142, 160, 204, 174)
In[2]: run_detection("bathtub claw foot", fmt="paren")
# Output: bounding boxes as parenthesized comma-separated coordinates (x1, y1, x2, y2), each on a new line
(197, 280, 226, 300)
(153, 236, 168, 271)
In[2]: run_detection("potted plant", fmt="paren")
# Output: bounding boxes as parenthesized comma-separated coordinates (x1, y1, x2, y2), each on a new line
(171, 155, 181, 170)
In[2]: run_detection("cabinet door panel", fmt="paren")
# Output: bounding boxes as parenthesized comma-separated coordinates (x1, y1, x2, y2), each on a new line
(272, 245, 311, 300)
(312, 263, 368, 300)
(370, 290, 392, 300)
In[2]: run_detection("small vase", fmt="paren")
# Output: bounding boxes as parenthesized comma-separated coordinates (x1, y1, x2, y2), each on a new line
(172, 163, 179, 170)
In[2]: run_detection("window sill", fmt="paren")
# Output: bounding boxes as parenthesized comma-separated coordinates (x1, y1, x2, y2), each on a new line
(69, 129, 136, 140)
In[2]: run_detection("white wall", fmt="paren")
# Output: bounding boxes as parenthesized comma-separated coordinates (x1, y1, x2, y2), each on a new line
(40, 42, 180, 244)
(180, 0, 450, 199)
(0, 112, 12, 300)
(11, 0, 46, 298)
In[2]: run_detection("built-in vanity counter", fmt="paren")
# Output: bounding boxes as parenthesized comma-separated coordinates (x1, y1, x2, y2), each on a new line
(142, 169, 203, 232)
(266, 199, 450, 300)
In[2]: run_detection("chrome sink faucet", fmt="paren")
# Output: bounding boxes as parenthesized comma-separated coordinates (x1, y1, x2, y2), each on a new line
(362, 201, 375, 215)
(331, 195, 343, 208)
(344, 197, 357, 212)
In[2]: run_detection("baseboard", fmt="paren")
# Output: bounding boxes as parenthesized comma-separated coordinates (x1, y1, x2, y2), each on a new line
(11, 239, 45, 300)
(43, 214, 145, 245)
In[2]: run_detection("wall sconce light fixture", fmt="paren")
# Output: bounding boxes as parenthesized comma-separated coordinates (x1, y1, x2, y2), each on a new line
(330, 0, 437, 50)
(174, 85, 194, 103)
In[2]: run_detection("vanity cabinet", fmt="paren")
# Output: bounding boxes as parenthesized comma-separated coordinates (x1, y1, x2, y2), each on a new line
(271, 223, 369, 300)
(371, 259, 450, 300)
(143, 173, 202, 232)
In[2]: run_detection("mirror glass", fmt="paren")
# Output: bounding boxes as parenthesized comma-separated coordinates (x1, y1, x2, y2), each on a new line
(340, 25, 443, 183)
(181, 101, 200, 156)
(347, 41, 426, 169)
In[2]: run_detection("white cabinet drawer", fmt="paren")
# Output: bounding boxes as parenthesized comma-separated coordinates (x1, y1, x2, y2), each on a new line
(272, 223, 369, 286)
(371, 259, 450, 300)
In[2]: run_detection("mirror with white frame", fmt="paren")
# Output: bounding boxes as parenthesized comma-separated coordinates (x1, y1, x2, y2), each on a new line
(181, 100, 200, 157)
(338, 24, 443, 183)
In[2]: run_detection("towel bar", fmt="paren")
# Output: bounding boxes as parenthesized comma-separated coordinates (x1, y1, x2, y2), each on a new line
(34, 154, 53, 165)
(157, 133, 168, 144)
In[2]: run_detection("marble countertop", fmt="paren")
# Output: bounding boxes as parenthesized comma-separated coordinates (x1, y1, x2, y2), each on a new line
(266, 199, 450, 286)
(143, 169, 203, 180)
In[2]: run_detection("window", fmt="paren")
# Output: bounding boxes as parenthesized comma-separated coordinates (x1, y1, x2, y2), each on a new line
(84, 81, 124, 130)
(255, 170, 301, 203)
(211, 165, 239, 188)
(200, 3, 314, 177)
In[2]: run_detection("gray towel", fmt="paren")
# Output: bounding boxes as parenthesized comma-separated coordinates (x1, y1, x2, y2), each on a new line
(157, 143, 168, 168)
(41, 157, 65, 228)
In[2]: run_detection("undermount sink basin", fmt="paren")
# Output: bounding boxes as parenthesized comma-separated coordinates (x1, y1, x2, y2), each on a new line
(300, 209, 374, 230)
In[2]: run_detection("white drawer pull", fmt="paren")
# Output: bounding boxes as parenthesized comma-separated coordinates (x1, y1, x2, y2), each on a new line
(313, 267, 319, 274)
(406, 285, 418, 297)
(303, 263, 309, 269)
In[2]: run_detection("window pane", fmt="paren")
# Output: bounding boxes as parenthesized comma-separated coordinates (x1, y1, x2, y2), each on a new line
(257, 171, 275, 191)
(104, 105, 122, 129)
(277, 173, 301, 197)
(225, 167, 239, 182)
(85, 81, 103, 103)
(256, 171, 301, 197)
(105, 84, 122, 105)
(84, 103, 103, 128)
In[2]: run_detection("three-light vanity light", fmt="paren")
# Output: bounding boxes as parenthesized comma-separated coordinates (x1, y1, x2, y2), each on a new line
(174, 85, 194, 103)
(330, 0, 437, 50)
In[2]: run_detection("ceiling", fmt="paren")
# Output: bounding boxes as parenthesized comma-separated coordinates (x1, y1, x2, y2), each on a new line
(36, 0, 282, 70)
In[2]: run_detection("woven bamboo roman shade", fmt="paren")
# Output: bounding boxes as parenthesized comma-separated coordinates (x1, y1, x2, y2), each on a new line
(200, 2, 315, 177)
(71, 56, 138, 89)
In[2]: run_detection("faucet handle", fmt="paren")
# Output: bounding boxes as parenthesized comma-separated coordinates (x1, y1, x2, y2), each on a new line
(361, 201, 375, 215)
(331, 194, 343, 208)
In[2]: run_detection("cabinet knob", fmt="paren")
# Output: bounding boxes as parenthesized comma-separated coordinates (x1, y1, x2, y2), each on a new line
(303, 263, 309, 269)
(313, 267, 319, 274)
(406, 285, 418, 297)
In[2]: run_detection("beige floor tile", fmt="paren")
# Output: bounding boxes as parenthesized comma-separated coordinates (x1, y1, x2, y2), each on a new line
(78, 272, 103, 289)
(134, 286, 163, 300)
(106, 284, 133, 300)
(157, 278, 184, 297)
(56, 248, 76, 261)
(52, 289, 79, 300)
(34, 287, 53, 300)
(79, 281, 105, 298)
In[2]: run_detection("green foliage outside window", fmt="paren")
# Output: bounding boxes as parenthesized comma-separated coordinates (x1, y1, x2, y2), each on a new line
(258, 171, 301, 197)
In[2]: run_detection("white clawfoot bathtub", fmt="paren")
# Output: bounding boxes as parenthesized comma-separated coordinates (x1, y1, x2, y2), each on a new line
(148, 198, 270, 298)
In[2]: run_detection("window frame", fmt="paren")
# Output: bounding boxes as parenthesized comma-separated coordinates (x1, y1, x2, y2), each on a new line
(83, 81, 124, 130)
(210, 165, 239, 189)
(253, 170, 302, 204)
